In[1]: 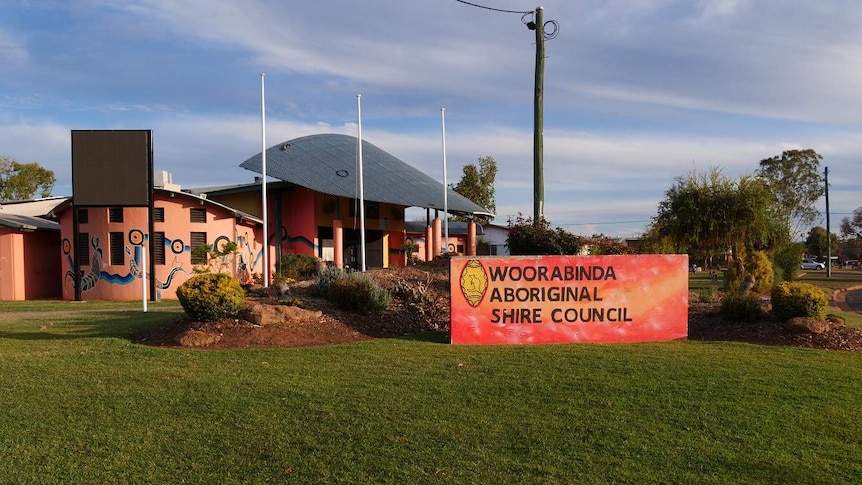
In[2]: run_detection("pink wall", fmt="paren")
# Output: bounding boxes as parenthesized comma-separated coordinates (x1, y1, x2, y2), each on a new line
(280, 188, 316, 257)
(59, 192, 263, 301)
(0, 230, 24, 300)
(0, 229, 61, 300)
(23, 231, 62, 299)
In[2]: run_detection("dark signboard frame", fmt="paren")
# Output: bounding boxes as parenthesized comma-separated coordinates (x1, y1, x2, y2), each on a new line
(71, 130, 153, 207)
(70, 130, 154, 301)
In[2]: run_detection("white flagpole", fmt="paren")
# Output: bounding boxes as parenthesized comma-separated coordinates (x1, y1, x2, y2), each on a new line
(260, 73, 269, 287)
(441, 107, 449, 254)
(141, 248, 147, 312)
(357, 94, 367, 272)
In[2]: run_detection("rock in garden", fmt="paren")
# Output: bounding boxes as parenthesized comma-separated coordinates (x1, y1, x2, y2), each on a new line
(784, 317, 833, 335)
(177, 330, 222, 347)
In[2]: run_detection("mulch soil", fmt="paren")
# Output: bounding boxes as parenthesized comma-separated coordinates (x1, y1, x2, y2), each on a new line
(134, 260, 862, 352)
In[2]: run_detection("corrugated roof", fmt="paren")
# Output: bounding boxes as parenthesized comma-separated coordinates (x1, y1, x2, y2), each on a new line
(240, 134, 493, 216)
(0, 196, 69, 217)
(0, 213, 59, 231)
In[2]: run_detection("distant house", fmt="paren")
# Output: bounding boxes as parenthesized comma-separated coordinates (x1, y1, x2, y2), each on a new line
(481, 223, 511, 256)
(0, 197, 67, 300)
(55, 187, 264, 301)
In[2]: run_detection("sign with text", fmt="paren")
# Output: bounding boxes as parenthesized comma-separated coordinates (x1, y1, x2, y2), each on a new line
(450, 255, 688, 345)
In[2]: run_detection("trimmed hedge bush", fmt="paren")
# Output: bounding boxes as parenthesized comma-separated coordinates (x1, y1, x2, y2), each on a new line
(770, 281, 828, 322)
(176, 273, 245, 322)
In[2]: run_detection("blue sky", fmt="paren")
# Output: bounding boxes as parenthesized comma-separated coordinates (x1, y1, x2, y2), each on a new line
(2, 0, 860, 238)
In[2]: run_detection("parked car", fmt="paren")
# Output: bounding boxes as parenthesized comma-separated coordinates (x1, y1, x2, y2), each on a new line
(846, 259, 861, 269)
(801, 259, 826, 270)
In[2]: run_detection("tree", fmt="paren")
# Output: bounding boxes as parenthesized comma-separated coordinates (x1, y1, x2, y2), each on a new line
(0, 155, 56, 201)
(451, 156, 497, 225)
(840, 207, 862, 239)
(756, 149, 824, 238)
(649, 167, 785, 280)
(840, 208, 862, 260)
(804, 226, 839, 258)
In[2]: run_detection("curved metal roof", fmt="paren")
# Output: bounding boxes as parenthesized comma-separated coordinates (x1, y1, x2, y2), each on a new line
(240, 133, 493, 216)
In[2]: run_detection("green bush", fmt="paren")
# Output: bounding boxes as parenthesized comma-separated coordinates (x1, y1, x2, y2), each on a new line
(315, 266, 347, 297)
(327, 272, 392, 314)
(744, 250, 774, 293)
(720, 292, 763, 323)
(770, 282, 828, 322)
(773, 242, 805, 283)
(403, 240, 420, 265)
(276, 253, 319, 281)
(176, 273, 245, 322)
(506, 214, 583, 255)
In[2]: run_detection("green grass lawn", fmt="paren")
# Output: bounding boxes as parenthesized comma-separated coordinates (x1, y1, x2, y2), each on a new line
(0, 301, 860, 484)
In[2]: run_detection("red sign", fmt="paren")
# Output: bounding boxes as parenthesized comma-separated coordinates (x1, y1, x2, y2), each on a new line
(450, 255, 688, 345)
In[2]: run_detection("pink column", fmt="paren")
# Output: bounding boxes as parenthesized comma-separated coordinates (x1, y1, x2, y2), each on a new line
(424, 225, 433, 261)
(333, 220, 343, 269)
(467, 222, 477, 256)
(432, 218, 442, 258)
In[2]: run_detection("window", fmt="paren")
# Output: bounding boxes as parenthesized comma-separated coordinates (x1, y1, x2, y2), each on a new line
(153, 207, 165, 222)
(78, 232, 90, 265)
(77, 208, 89, 224)
(348, 200, 380, 219)
(190, 208, 207, 223)
(110, 232, 124, 265)
(109, 207, 124, 223)
(153, 232, 166, 265)
(190, 232, 207, 264)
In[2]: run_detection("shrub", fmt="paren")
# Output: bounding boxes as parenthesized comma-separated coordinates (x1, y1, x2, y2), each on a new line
(403, 240, 420, 265)
(391, 277, 448, 330)
(327, 272, 392, 314)
(770, 282, 828, 322)
(744, 250, 774, 293)
(315, 266, 347, 297)
(506, 214, 583, 255)
(276, 253, 318, 281)
(773, 242, 805, 282)
(176, 273, 245, 322)
(720, 292, 763, 323)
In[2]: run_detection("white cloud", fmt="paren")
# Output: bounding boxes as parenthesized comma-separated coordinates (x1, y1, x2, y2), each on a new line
(0, 28, 28, 63)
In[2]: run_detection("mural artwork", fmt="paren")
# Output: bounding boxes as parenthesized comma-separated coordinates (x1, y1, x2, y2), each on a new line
(63, 229, 196, 298)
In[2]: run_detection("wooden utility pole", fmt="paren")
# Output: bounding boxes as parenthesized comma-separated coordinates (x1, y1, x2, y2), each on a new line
(825, 166, 831, 277)
(532, 6, 544, 224)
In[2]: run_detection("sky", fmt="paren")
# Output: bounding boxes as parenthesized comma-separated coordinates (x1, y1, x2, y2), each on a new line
(1, 0, 860, 238)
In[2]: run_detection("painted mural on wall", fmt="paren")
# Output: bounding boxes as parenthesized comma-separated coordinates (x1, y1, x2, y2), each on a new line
(62, 228, 261, 298)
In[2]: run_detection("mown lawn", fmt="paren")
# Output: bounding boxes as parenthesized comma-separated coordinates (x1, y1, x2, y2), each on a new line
(0, 301, 860, 484)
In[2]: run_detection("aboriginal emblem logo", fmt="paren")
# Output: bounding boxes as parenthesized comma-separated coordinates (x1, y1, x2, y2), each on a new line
(459, 259, 488, 307)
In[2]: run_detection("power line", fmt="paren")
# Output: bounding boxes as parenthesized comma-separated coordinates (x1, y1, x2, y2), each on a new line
(557, 220, 652, 227)
(453, 0, 531, 15)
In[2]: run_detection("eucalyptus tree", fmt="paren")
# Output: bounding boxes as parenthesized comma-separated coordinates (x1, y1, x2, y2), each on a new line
(0, 156, 56, 201)
(756, 149, 824, 238)
(451, 156, 497, 225)
(650, 167, 785, 277)
(840, 207, 862, 239)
